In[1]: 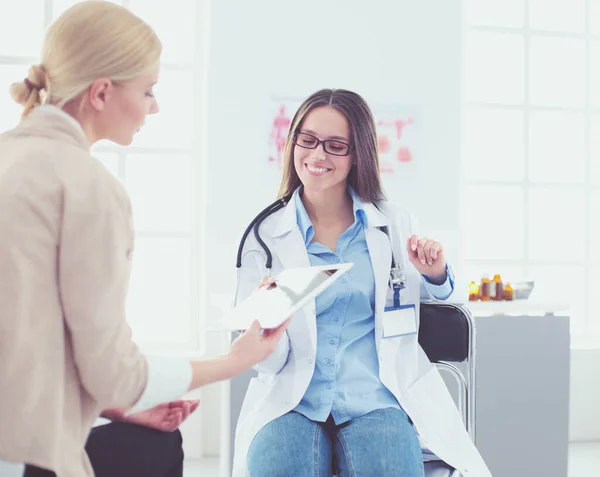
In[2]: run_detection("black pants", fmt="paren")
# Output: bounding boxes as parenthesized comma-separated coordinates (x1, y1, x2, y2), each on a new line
(24, 422, 184, 477)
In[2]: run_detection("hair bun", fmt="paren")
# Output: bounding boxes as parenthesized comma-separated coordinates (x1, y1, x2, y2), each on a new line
(25, 64, 48, 91)
(9, 64, 48, 116)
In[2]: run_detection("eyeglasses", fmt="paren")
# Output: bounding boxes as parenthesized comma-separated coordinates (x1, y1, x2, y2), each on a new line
(292, 132, 353, 156)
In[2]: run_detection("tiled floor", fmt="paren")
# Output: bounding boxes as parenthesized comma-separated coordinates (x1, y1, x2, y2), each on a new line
(185, 442, 600, 476)
(184, 457, 218, 476)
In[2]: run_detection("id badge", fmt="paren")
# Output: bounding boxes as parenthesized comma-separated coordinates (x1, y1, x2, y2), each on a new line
(383, 304, 417, 338)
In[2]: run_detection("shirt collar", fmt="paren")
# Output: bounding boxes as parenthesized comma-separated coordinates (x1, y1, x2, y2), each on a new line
(295, 186, 368, 246)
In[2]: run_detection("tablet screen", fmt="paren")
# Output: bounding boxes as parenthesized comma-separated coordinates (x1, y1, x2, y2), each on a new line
(221, 264, 352, 330)
(267, 267, 337, 308)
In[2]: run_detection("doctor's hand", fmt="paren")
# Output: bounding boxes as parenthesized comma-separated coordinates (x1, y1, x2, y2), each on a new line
(407, 235, 447, 284)
(228, 318, 290, 375)
(257, 276, 277, 290)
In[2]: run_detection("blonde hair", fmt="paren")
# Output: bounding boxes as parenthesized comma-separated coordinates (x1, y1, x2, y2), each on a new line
(10, 0, 162, 118)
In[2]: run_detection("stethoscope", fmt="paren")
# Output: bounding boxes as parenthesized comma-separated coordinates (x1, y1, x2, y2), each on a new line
(234, 196, 407, 309)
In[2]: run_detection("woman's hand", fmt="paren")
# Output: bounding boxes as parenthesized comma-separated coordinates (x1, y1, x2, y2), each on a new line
(227, 275, 290, 373)
(228, 318, 290, 375)
(187, 277, 291, 389)
(406, 234, 447, 284)
(101, 399, 200, 432)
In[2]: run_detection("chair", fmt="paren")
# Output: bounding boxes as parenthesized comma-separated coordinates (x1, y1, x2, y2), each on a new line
(227, 301, 477, 477)
(419, 300, 477, 477)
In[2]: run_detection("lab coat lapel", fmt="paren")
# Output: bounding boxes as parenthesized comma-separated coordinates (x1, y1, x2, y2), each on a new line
(365, 227, 392, 352)
(272, 195, 316, 350)
(272, 190, 310, 270)
(363, 203, 392, 353)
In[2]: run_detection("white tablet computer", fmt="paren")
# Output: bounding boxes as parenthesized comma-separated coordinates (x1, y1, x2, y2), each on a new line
(217, 262, 353, 331)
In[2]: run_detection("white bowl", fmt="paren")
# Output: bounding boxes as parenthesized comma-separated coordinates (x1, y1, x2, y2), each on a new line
(512, 280, 534, 300)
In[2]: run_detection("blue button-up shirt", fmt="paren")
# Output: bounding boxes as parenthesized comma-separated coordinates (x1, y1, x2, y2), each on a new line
(293, 189, 453, 424)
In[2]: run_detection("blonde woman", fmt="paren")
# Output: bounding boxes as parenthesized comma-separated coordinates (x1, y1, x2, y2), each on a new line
(0, 2, 288, 477)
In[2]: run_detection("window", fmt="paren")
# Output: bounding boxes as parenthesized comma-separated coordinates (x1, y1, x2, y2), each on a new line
(462, 0, 597, 338)
(0, 0, 209, 353)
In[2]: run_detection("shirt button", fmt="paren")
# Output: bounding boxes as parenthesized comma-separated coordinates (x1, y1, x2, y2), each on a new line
(326, 384, 332, 389)
(308, 358, 313, 364)
(334, 317, 339, 322)
(341, 277, 346, 283)
(334, 257, 340, 263)
(326, 358, 332, 364)
(329, 339, 335, 345)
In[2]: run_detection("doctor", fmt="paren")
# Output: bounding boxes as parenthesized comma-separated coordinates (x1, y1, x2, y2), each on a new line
(233, 89, 492, 476)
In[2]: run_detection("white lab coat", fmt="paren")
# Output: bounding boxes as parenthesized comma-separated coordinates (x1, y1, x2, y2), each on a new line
(232, 193, 492, 477)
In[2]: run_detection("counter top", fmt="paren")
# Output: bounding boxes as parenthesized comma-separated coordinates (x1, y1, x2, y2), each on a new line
(462, 300, 569, 316)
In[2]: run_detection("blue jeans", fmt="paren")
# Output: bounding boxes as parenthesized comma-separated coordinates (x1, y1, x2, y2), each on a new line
(247, 408, 424, 477)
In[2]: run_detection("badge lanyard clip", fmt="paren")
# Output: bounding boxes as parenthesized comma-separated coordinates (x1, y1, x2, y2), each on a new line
(390, 265, 406, 309)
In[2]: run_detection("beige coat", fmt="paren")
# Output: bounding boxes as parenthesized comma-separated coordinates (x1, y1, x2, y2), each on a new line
(0, 107, 147, 476)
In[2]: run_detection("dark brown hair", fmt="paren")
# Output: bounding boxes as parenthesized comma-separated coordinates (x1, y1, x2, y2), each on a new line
(277, 89, 385, 203)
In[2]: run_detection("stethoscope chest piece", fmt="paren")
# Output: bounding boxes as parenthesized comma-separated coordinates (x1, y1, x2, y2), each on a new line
(390, 264, 406, 289)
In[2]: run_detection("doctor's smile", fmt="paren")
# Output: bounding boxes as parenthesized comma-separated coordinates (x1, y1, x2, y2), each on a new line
(305, 162, 332, 175)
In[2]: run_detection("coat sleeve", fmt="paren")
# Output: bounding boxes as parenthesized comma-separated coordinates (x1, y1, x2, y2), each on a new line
(58, 169, 148, 409)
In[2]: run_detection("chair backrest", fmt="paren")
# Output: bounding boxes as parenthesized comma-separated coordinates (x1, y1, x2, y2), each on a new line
(419, 302, 470, 363)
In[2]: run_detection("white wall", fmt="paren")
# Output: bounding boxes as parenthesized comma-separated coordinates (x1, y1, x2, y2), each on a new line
(192, 0, 600, 458)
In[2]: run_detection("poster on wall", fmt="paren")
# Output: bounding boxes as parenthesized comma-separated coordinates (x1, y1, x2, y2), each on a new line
(372, 105, 419, 175)
(266, 98, 420, 176)
(266, 99, 299, 169)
